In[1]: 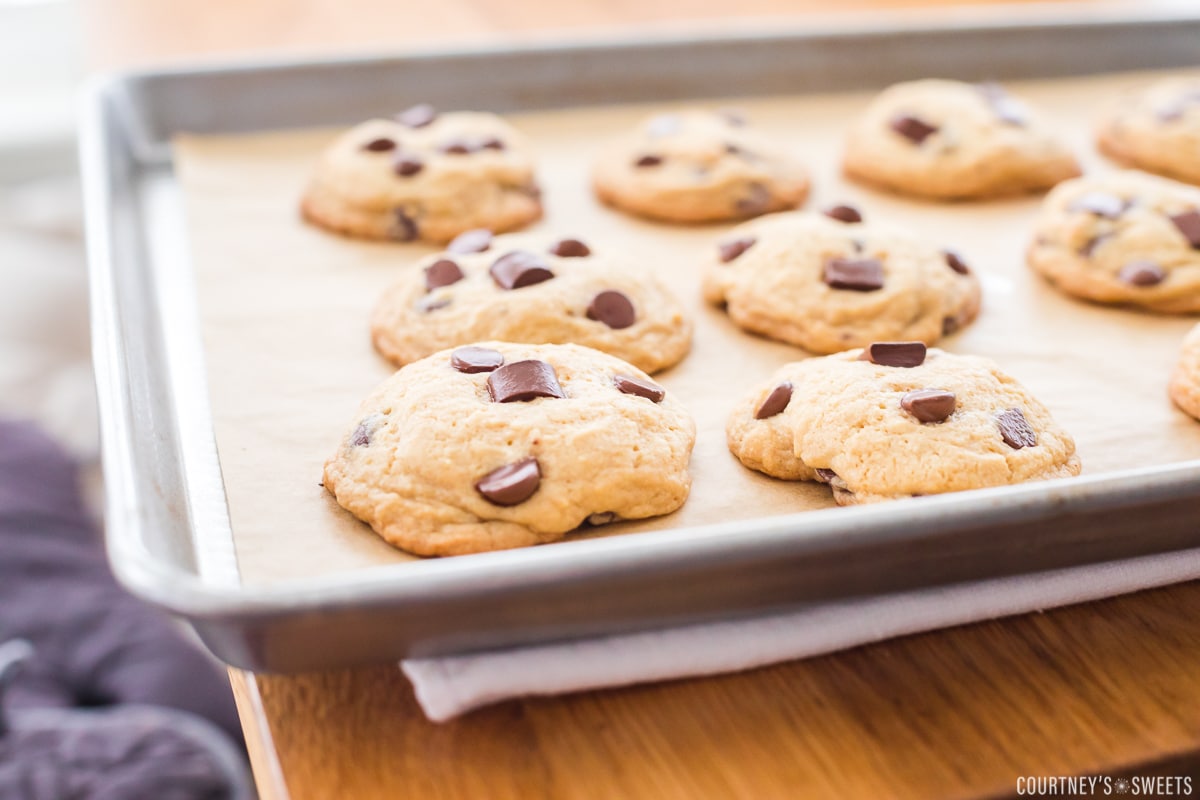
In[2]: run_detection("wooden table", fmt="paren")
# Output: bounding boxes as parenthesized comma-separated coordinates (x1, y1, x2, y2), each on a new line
(88, 1, 1200, 797)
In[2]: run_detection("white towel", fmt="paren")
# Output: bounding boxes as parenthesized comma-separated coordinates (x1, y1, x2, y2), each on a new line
(402, 545, 1200, 721)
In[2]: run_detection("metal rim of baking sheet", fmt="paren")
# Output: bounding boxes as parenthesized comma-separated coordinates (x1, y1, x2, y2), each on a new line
(82, 5, 1200, 672)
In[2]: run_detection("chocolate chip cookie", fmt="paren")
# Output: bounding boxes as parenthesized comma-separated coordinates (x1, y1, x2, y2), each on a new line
(726, 344, 1081, 504)
(701, 209, 981, 353)
(843, 80, 1081, 200)
(323, 342, 697, 556)
(1170, 323, 1200, 421)
(1027, 170, 1200, 313)
(371, 231, 692, 373)
(301, 105, 542, 244)
(1098, 76, 1200, 186)
(591, 109, 810, 223)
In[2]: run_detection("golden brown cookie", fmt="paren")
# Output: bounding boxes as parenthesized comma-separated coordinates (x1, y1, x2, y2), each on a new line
(592, 109, 809, 223)
(1098, 76, 1200, 186)
(727, 345, 1081, 504)
(324, 342, 697, 556)
(301, 105, 542, 244)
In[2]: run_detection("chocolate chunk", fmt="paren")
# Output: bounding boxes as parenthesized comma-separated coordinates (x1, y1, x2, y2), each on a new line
(350, 420, 374, 447)
(393, 156, 424, 177)
(479, 136, 505, 151)
(997, 408, 1037, 449)
(824, 205, 863, 224)
(490, 251, 555, 290)
(755, 381, 794, 419)
(447, 228, 493, 254)
(451, 346, 504, 373)
(862, 341, 927, 368)
(718, 237, 756, 263)
(396, 103, 437, 128)
(424, 258, 464, 291)
(487, 360, 565, 402)
(391, 210, 418, 241)
(1079, 232, 1112, 258)
(823, 257, 884, 291)
(362, 137, 396, 152)
(476, 457, 541, 505)
(1119, 260, 1166, 287)
(890, 114, 939, 144)
(977, 83, 1026, 126)
(614, 374, 665, 403)
(814, 468, 838, 484)
(901, 389, 957, 423)
(1069, 193, 1127, 219)
(418, 297, 451, 313)
(440, 139, 473, 155)
(587, 290, 636, 329)
(548, 238, 591, 258)
(735, 183, 771, 216)
(1170, 210, 1200, 249)
(944, 250, 970, 275)
(635, 154, 663, 168)
(942, 316, 960, 336)
(646, 115, 681, 137)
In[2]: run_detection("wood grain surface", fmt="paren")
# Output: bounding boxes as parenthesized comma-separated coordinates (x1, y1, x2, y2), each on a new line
(88, 1, 1200, 798)
(231, 582, 1200, 799)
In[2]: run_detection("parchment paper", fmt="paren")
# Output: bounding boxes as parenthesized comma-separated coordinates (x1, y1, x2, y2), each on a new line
(175, 69, 1200, 586)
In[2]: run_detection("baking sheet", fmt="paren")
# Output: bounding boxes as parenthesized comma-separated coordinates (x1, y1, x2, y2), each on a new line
(175, 68, 1200, 587)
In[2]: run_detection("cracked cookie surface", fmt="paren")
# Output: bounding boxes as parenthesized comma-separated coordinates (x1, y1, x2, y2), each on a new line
(726, 345, 1081, 504)
(592, 109, 810, 223)
(843, 79, 1080, 200)
(301, 106, 542, 244)
(324, 342, 696, 556)
(1027, 170, 1200, 313)
(371, 231, 692, 374)
(701, 210, 981, 354)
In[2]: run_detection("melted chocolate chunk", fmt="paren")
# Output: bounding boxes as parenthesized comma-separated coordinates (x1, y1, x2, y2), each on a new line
(446, 229, 493, 254)
(823, 257, 884, 291)
(396, 104, 437, 128)
(476, 457, 541, 505)
(635, 154, 663, 167)
(393, 156, 424, 177)
(718, 237, 756, 263)
(391, 210, 418, 242)
(362, 137, 396, 152)
(944, 250, 971, 275)
(479, 136, 505, 151)
(1119, 260, 1166, 287)
(490, 251, 555, 290)
(424, 258, 464, 291)
(814, 468, 838, 484)
(755, 381, 794, 420)
(417, 297, 451, 313)
(1069, 192, 1127, 219)
(487, 360, 565, 403)
(450, 346, 504, 374)
(997, 408, 1037, 449)
(890, 114, 939, 144)
(862, 341, 927, 368)
(824, 205, 863, 224)
(549, 238, 591, 258)
(735, 183, 771, 216)
(614, 374, 665, 403)
(942, 316, 961, 336)
(1170, 210, 1200, 249)
(587, 290, 637, 329)
(901, 389, 957, 423)
(440, 139, 473, 155)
